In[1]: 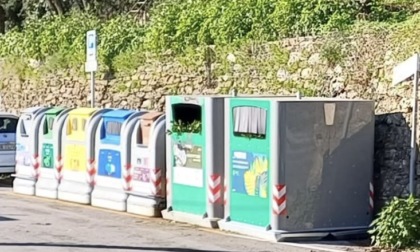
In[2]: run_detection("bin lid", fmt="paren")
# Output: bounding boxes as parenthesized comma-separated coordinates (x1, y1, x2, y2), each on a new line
(69, 108, 97, 117)
(103, 109, 135, 120)
(140, 111, 163, 121)
(21, 106, 45, 114)
(46, 107, 65, 115)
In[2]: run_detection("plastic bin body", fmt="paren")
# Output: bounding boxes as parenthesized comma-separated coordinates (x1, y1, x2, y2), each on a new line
(126, 111, 166, 216)
(220, 98, 375, 241)
(35, 107, 72, 199)
(58, 107, 112, 204)
(227, 99, 271, 228)
(0, 113, 19, 174)
(13, 106, 49, 195)
(91, 109, 140, 211)
(162, 95, 225, 228)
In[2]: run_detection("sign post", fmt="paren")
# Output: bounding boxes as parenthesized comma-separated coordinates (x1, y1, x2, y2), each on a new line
(393, 53, 420, 195)
(85, 30, 98, 108)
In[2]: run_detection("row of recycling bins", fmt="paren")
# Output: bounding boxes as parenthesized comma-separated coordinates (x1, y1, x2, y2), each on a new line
(6, 95, 375, 242)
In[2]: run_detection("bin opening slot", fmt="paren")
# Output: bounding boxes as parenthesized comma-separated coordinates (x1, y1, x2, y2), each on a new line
(137, 111, 163, 146)
(102, 119, 123, 144)
(81, 119, 87, 132)
(66, 116, 87, 140)
(67, 117, 78, 135)
(20, 114, 32, 137)
(171, 103, 201, 134)
(0, 118, 18, 134)
(232, 106, 267, 139)
(43, 116, 55, 135)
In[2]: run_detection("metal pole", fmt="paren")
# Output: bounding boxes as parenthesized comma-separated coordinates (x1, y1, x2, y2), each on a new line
(90, 71, 95, 108)
(410, 68, 419, 195)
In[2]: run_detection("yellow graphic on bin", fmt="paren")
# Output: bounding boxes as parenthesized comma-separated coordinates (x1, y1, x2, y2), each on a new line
(64, 145, 87, 172)
(244, 156, 268, 198)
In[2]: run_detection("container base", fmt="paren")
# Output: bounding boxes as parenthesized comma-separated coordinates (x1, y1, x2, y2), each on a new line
(58, 191, 90, 205)
(218, 219, 278, 241)
(35, 177, 58, 199)
(275, 228, 369, 242)
(57, 180, 91, 204)
(161, 208, 220, 229)
(127, 195, 164, 217)
(91, 187, 127, 212)
(35, 187, 57, 199)
(13, 177, 36, 196)
(218, 219, 369, 242)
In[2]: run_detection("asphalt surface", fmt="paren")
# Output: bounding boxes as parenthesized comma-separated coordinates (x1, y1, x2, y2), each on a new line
(0, 177, 370, 252)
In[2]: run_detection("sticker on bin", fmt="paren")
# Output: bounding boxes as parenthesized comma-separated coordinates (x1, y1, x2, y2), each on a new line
(232, 151, 268, 198)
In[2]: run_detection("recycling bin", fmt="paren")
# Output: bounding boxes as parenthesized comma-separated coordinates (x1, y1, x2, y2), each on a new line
(162, 95, 225, 228)
(125, 111, 166, 216)
(35, 107, 73, 199)
(218, 97, 375, 241)
(13, 106, 49, 195)
(91, 109, 144, 211)
(0, 113, 19, 174)
(57, 107, 112, 204)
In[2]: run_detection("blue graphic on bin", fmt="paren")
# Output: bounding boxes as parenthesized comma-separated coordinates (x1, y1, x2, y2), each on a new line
(232, 151, 268, 198)
(98, 149, 121, 178)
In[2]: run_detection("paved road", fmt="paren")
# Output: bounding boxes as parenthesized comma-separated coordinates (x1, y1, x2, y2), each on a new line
(0, 180, 369, 252)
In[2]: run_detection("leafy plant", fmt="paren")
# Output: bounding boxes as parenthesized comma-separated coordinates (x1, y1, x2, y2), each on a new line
(143, 0, 415, 54)
(166, 120, 202, 136)
(320, 35, 345, 67)
(235, 132, 265, 139)
(369, 195, 420, 250)
(0, 11, 145, 76)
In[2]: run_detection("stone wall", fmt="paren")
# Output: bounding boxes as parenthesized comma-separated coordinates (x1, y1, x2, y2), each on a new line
(0, 36, 416, 212)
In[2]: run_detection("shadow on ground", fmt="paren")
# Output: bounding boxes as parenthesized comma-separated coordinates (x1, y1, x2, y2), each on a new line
(0, 175, 13, 187)
(0, 243, 233, 252)
(0, 215, 17, 221)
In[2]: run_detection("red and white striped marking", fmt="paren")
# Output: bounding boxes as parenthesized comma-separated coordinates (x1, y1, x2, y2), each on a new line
(123, 163, 132, 191)
(150, 168, 162, 196)
(369, 182, 374, 211)
(32, 154, 40, 179)
(86, 159, 96, 186)
(55, 156, 63, 182)
(273, 184, 287, 216)
(208, 174, 222, 204)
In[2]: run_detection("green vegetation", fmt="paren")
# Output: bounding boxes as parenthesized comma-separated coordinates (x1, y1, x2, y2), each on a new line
(0, 0, 418, 78)
(166, 120, 202, 136)
(369, 196, 420, 250)
(0, 12, 144, 75)
(145, 0, 417, 53)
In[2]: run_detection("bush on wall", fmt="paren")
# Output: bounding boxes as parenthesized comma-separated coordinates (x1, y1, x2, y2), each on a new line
(0, 0, 417, 77)
(0, 11, 144, 73)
